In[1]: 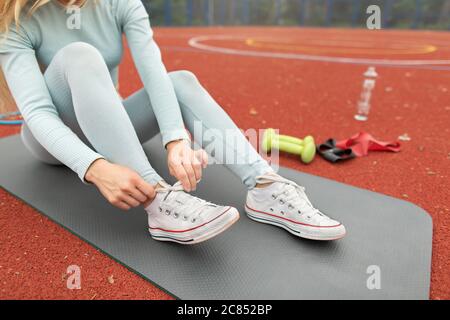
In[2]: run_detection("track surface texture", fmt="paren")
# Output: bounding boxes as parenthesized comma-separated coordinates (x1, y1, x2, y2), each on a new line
(0, 27, 449, 300)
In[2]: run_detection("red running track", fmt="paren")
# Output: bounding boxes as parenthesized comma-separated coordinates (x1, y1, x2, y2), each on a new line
(1, 27, 449, 299)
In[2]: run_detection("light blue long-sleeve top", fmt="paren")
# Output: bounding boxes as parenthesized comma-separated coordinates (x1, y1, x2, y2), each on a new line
(0, 0, 189, 181)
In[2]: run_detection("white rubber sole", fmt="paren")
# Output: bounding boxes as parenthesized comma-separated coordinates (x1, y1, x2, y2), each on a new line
(245, 206, 346, 241)
(149, 207, 240, 245)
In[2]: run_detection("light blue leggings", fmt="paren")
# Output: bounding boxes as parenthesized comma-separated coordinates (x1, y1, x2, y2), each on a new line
(21, 43, 272, 188)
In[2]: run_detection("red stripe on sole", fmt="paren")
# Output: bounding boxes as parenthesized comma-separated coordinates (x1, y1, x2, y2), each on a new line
(245, 205, 341, 229)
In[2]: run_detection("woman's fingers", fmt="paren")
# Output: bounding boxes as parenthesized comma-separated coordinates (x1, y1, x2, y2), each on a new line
(134, 178, 156, 200)
(136, 180, 157, 208)
(167, 146, 209, 192)
(90, 161, 157, 211)
(126, 186, 148, 203)
(182, 161, 197, 191)
(172, 164, 191, 191)
(190, 154, 203, 182)
(196, 149, 209, 169)
(109, 195, 131, 211)
(120, 193, 141, 208)
(121, 177, 154, 205)
(116, 201, 131, 211)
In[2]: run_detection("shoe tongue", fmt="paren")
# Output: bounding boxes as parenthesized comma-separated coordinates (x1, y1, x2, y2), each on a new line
(259, 175, 322, 217)
(281, 183, 317, 214)
(158, 181, 184, 201)
(265, 181, 286, 194)
(285, 183, 298, 195)
(164, 188, 184, 203)
(166, 188, 203, 208)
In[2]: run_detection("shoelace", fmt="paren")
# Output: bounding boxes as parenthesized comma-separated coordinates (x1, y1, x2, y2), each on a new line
(157, 182, 213, 222)
(256, 174, 325, 219)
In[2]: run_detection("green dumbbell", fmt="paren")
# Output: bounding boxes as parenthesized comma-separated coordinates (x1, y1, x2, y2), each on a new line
(262, 128, 316, 164)
(263, 128, 316, 146)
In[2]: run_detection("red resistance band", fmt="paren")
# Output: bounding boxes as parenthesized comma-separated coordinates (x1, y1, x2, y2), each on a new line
(336, 132, 401, 157)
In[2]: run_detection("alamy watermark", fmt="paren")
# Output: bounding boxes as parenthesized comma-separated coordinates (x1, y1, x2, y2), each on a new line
(366, 265, 382, 290)
(66, 6, 81, 30)
(66, 265, 81, 290)
(367, 5, 382, 30)
(191, 120, 280, 172)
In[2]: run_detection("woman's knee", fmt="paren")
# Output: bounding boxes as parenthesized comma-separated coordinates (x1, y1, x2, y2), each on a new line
(169, 70, 200, 88)
(169, 70, 225, 116)
(58, 42, 102, 60)
(54, 42, 106, 72)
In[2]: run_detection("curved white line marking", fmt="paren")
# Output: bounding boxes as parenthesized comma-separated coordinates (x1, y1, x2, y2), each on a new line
(188, 35, 450, 67)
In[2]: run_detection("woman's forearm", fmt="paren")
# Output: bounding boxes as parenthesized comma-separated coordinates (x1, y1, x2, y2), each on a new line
(1, 51, 104, 181)
(121, 0, 190, 147)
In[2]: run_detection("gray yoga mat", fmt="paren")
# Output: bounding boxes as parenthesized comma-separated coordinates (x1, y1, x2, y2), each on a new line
(0, 134, 432, 300)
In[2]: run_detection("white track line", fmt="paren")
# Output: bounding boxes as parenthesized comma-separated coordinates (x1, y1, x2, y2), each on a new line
(188, 35, 450, 67)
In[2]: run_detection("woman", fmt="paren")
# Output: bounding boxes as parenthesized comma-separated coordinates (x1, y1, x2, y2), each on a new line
(0, 0, 346, 244)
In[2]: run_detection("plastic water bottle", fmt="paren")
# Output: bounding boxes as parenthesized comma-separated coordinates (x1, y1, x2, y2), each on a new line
(355, 67, 378, 121)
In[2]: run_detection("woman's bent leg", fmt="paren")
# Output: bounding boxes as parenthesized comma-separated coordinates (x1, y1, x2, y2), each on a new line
(21, 89, 159, 166)
(20, 88, 160, 166)
(21, 64, 271, 187)
(168, 71, 273, 189)
(21, 42, 162, 185)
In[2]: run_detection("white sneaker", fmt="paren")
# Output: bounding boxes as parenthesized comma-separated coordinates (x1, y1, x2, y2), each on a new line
(146, 181, 240, 245)
(245, 174, 346, 241)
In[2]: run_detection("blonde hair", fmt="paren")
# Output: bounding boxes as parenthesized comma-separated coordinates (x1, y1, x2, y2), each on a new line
(0, 0, 83, 113)
(1, 0, 50, 35)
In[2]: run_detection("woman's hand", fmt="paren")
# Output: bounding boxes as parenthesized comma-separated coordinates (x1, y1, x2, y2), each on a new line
(85, 159, 156, 210)
(166, 140, 208, 192)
